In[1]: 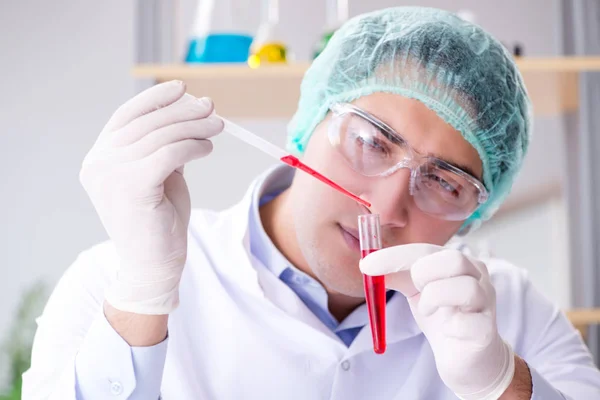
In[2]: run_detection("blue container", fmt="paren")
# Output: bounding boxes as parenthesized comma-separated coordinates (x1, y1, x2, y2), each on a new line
(185, 33, 253, 63)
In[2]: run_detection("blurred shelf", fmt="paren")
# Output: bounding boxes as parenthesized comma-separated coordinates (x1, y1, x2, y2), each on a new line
(133, 63, 310, 79)
(132, 57, 600, 119)
(566, 308, 600, 326)
(515, 57, 600, 71)
(133, 63, 308, 119)
(566, 308, 600, 339)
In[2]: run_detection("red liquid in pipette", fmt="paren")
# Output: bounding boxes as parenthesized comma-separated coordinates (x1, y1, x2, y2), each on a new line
(361, 248, 386, 354)
(280, 155, 371, 208)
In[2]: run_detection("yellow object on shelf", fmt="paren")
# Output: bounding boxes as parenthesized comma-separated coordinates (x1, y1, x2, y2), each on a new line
(248, 42, 288, 69)
(249, 0, 289, 68)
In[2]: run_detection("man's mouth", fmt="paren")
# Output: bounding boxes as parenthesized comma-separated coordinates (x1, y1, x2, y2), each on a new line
(338, 224, 361, 253)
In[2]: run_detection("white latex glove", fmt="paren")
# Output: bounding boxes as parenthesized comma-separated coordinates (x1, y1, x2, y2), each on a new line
(360, 244, 515, 400)
(79, 80, 224, 315)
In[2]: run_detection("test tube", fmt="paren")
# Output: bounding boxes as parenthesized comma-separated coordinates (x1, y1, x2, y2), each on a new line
(358, 214, 386, 354)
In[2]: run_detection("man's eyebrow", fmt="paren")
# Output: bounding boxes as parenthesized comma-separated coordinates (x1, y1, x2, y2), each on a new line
(376, 124, 406, 146)
(428, 152, 481, 180)
(378, 122, 481, 180)
(363, 113, 407, 147)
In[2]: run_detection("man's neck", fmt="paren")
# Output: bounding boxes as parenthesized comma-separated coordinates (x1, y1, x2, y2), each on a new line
(259, 190, 364, 322)
(327, 291, 366, 322)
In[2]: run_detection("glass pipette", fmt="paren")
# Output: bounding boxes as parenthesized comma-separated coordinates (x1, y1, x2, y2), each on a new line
(222, 118, 371, 208)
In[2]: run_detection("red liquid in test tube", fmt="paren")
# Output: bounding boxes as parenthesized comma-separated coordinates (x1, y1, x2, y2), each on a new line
(358, 214, 386, 354)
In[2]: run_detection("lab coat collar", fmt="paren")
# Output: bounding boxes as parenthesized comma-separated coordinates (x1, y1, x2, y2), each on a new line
(210, 164, 347, 348)
(213, 164, 299, 298)
(251, 252, 347, 348)
(249, 165, 296, 278)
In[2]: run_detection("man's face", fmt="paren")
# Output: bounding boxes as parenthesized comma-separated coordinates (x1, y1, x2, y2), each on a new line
(287, 92, 483, 297)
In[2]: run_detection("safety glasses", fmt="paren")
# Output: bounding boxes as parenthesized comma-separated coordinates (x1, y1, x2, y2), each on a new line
(328, 103, 489, 221)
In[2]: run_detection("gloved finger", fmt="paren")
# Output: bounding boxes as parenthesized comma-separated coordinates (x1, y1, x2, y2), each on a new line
(466, 255, 490, 280)
(112, 94, 214, 147)
(441, 311, 494, 343)
(103, 80, 186, 133)
(140, 139, 214, 186)
(386, 270, 419, 298)
(359, 243, 443, 275)
(411, 249, 482, 292)
(359, 243, 443, 298)
(120, 116, 224, 162)
(418, 275, 487, 316)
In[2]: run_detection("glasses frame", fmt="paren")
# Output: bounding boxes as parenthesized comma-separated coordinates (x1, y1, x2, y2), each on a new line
(329, 102, 489, 206)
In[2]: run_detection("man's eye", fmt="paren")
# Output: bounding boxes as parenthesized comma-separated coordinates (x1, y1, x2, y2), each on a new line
(353, 132, 387, 153)
(425, 174, 462, 198)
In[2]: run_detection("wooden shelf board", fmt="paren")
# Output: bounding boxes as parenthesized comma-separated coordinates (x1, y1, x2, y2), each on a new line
(132, 57, 600, 79)
(566, 308, 600, 326)
(132, 63, 310, 79)
(131, 57, 600, 119)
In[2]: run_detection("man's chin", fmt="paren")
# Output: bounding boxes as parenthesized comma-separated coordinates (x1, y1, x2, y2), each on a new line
(303, 240, 364, 296)
(316, 271, 366, 298)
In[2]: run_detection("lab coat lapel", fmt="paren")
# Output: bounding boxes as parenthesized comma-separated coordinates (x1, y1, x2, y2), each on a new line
(250, 255, 345, 344)
(209, 174, 342, 344)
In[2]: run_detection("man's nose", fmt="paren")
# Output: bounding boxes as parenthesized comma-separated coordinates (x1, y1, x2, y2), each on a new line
(361, 168, 413, 229)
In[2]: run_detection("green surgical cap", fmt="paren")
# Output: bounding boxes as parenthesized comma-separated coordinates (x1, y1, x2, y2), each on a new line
(286, 6, 532, 225)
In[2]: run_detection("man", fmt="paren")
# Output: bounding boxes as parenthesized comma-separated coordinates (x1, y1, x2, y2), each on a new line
(23, 7, 600, 400)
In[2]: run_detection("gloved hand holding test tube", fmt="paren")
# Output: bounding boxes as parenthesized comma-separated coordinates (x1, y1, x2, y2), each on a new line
(221, 118, 371, 208)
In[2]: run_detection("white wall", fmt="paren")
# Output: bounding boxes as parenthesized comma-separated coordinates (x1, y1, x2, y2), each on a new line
(0, 0, 135, 343)
(0, 0, 569, 360)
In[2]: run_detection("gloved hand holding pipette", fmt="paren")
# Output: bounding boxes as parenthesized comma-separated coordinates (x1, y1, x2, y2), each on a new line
(79, 79, 366, 316)
(360, 245, 515, 400)
(79, 80, 224, 315)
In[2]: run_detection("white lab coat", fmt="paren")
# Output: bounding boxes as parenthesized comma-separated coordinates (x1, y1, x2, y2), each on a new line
(22, 170, 600, 399)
